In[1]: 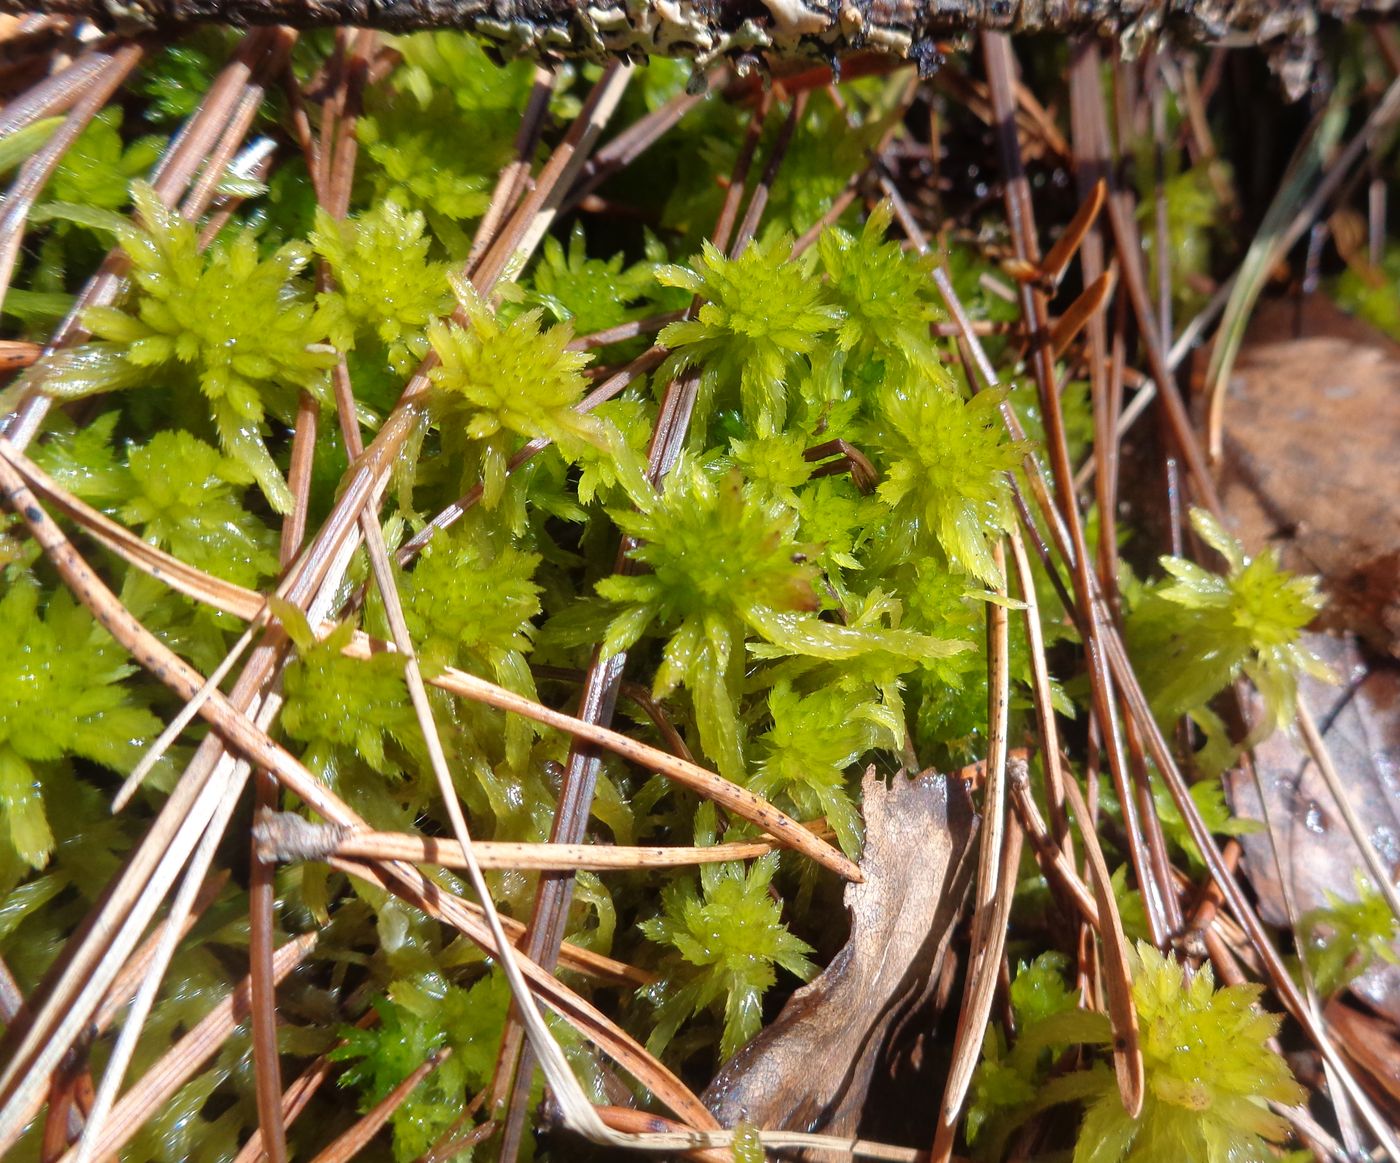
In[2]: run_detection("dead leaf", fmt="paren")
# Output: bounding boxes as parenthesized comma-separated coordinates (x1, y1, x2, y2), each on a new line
(1225, 632, 1400, 1021)
(702, 767, 978, 1156)
(1219, 294, 1400, 657)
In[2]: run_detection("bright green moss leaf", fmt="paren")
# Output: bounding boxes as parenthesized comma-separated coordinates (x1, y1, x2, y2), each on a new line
(1009, 951, 1078, 1028)
(333, 968, 601, 1162)
(46, 108, 164, 211)
(752, 678, 894, 857)
(121, 430, 279, 587)
(428, 279, 646, 510)
(29, 109, 163, 295)
(1064, 944, 1305, 1163)
(968, 953, 1082, 1149)
(658, 234, 839, 434)
(597, 465, 820, 778)
(311, 200, 452, 376)
(1137, 162, 1230, 318)
(0, 580, 159, 870)
(32, 411, 126, 505)
(1151, 775, 1262, 872)
(136, 34, 237, 127)
(281, 620, 418, 785)
(1335, 245, 1400, 340)
(975, 945, 1304, 1163)
(1124, 508, 1328, 733)
(35, 419, 278, 589)
(819, 201, 942, 375)
(721, 429, 815, 506)
(357, 32, 539, 241)
(1299, 873, 1400, 995)
(331, 995, 448, 1163)
(27, 183, 334, 512)
(0, 116, 60, 177)
(640, 805, 816, 1060)
(524, 225, 668, 340)
(574, 393, 655, 507)
(873, 376, 1030, 587)
(392, 519, 543, 767)
(730, 1121, 766, 1163)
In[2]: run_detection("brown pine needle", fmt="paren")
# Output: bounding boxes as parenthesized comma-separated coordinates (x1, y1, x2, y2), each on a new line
(1049, 268, 1116, 360)
(1062, 777, 1143, 1117)
(933, 540, 1014, 1158)
(255, 810, 837, 872)
(55, 935, 317, 1163)
(346, 642, 862, 882)
(1039, 176, 1107, 289)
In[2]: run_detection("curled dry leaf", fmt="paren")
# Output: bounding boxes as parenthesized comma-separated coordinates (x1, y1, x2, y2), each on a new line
(703, 767, 978, 1155)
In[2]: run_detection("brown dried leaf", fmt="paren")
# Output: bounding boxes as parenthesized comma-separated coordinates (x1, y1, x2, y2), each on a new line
(1226, 632, 1400, 1020)
(702, 768, 978, 1154)
(1219, 295, 1400, 656)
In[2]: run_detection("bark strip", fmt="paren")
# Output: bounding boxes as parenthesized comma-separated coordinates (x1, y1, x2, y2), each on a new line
(8, 1, 1399, 87)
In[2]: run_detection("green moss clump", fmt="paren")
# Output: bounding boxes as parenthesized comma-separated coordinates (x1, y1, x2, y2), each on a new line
(1124, 508, 1329, 768)
(972, 946, 1305, 1163)
(27, 182, 335, 511)
(872, 376, 1029, 587)
(427, 279, 644, 512)
(598, 465, 821, 780)
(658, 234, 839, 433)
(312, 199, 452, 379)
(0, 580, 158, 870)
(639, 804, 816, 1060)
(1068, 944, 1305, 1163)
(1299, 874, 1400, 995)
(357, 32, 542, 245)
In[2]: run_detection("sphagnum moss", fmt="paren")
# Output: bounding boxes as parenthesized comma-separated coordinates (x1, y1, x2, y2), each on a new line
(0, 28, 1341, 1163)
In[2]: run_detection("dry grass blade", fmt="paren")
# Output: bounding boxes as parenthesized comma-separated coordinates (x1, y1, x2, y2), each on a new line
(1008, 526, 1141, 1115)
(0, 43, 112, 137)
(1061, 777, 1142, 1116)
(981, 30, 1173, 950)
(3, 26, 293, 450)
(1203, 76, 1400, 463)
(324, 855, 723, 1137)
(1008, 767, 1099, 925)
(0, 435, 266, 619)
(0, 42, 142, 313)
(0, 438, 855, 878)
(1100, 626, 1400, 1159)
(4, 872, 229, 1149)
(1, 445, 862, 1154)
(1295, 701, 1400, 922)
